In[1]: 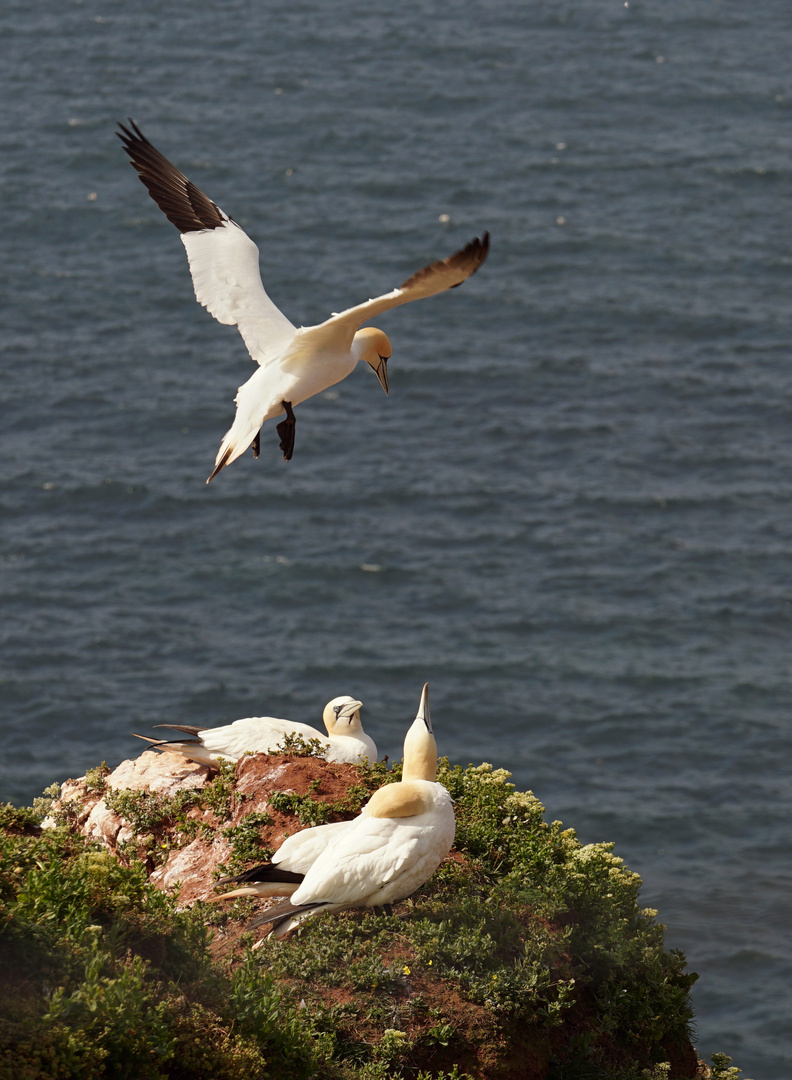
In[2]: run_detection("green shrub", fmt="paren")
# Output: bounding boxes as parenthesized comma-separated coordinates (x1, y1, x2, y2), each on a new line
(0, 814, 316, 1080)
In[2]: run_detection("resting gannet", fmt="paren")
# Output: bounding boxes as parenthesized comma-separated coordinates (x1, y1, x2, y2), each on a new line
(117, 121, 489, 479)
(132, 695, 375, 767)
(214, 683, 455, 937)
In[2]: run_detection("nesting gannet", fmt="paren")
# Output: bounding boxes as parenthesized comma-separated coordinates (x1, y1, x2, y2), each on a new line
(132, 695, 376, 767)
(117, 121, 489, 479)
(214, 683, 455, 938)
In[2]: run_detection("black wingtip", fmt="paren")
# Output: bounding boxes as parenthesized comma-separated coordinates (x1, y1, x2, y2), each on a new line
(116, 117, 145, 148)
(470, 230, 490, 264)
(447, 231, 490, 288)
(118, 119, 228, 234)
(246, 899, 325, 932)
(218, 864, 306, 887)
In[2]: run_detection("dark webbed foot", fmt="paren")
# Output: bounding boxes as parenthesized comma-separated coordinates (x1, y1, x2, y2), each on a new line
(251, 431, 260, 458)
(276, 400, 296, 461)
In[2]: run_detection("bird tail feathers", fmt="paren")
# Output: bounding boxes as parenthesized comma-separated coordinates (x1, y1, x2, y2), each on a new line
(207, 419, 259, 482)
(217, 864, 305, 887)
(153, 723, 207, 736)
(247, 898, 328, 936)
(131, 732, 200, 753)
(130, 733, 221, 768)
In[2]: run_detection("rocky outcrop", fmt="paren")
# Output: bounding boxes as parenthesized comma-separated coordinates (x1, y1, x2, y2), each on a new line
(45, 749, 373, 906)
(44, 753, 210, 845)
(34, 751, 707, 1079)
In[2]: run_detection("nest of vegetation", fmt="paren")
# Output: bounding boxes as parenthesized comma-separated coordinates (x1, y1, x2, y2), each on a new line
(0, 746, 742, 1080)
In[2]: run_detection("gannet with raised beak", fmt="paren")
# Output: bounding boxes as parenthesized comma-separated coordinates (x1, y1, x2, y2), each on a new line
(214, 683, 454, 937)
(132, 695, 375, 767)
(117, 121, 489, 479)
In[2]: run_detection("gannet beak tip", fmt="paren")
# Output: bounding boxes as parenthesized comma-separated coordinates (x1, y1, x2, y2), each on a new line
(375, 356, 389, 396)
(418, 682, 431, 732)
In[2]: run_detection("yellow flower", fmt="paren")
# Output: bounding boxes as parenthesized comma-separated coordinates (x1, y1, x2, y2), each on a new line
(402, 965, 411, 975)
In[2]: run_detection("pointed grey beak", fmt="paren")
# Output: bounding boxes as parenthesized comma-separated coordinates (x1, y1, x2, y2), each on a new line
(373, 356, 389, 396)
(336, 698, 363, 723)
(417, 682, 431, 733)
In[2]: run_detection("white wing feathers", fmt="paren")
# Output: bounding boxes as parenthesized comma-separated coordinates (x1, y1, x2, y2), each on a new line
(293, 820, 421, 904)
(197, 715, 330, 758)
(117, 120, 296, 368)
(274, 820, 353, 875)
(180, 224, 296, 367)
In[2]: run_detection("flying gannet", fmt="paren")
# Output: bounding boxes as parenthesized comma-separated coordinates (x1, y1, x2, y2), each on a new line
(117, 121, 489, 479)
(132, 695, 375, 767)
(213, 682, 455, 938)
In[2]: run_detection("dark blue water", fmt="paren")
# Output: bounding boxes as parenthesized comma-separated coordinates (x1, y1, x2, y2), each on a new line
(2, 2, 791, 1074)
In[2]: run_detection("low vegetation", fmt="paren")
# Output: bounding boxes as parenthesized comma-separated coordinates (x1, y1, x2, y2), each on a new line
(0, 755, 751, 1079)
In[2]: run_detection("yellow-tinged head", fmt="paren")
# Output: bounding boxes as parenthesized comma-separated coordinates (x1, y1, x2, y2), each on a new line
(353, 327, 392, 395)
(322, 695, 364, 737)
(401, 682, 437, 782)
(362, 684, 449, 820)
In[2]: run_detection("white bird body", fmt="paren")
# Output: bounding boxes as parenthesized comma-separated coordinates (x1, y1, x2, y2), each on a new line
(117, 121, 489, 479)
(133, 696, 375, 767)
(273, 819, 354, 876)
(286, 780, 453, 910)
(214, 323, 369, 473)
(214, 683, 455, 937)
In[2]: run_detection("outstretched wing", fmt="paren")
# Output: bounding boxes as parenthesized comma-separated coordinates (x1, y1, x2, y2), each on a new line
(117, 120, 297, 366)
(299, 232, 490, 354)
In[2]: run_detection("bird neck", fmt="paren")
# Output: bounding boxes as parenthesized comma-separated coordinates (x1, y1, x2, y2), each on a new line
(365, 780, 432, 819)
(401, 718, 437, 782)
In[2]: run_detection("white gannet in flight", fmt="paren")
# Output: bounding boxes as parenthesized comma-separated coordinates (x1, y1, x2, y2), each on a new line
(213, 683, 455, 938)
(132, 695, 375, 767)
(117, 121, 489, 480)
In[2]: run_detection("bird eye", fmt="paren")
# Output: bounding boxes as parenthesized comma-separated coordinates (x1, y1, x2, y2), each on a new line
(333, 705, 343, 718)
